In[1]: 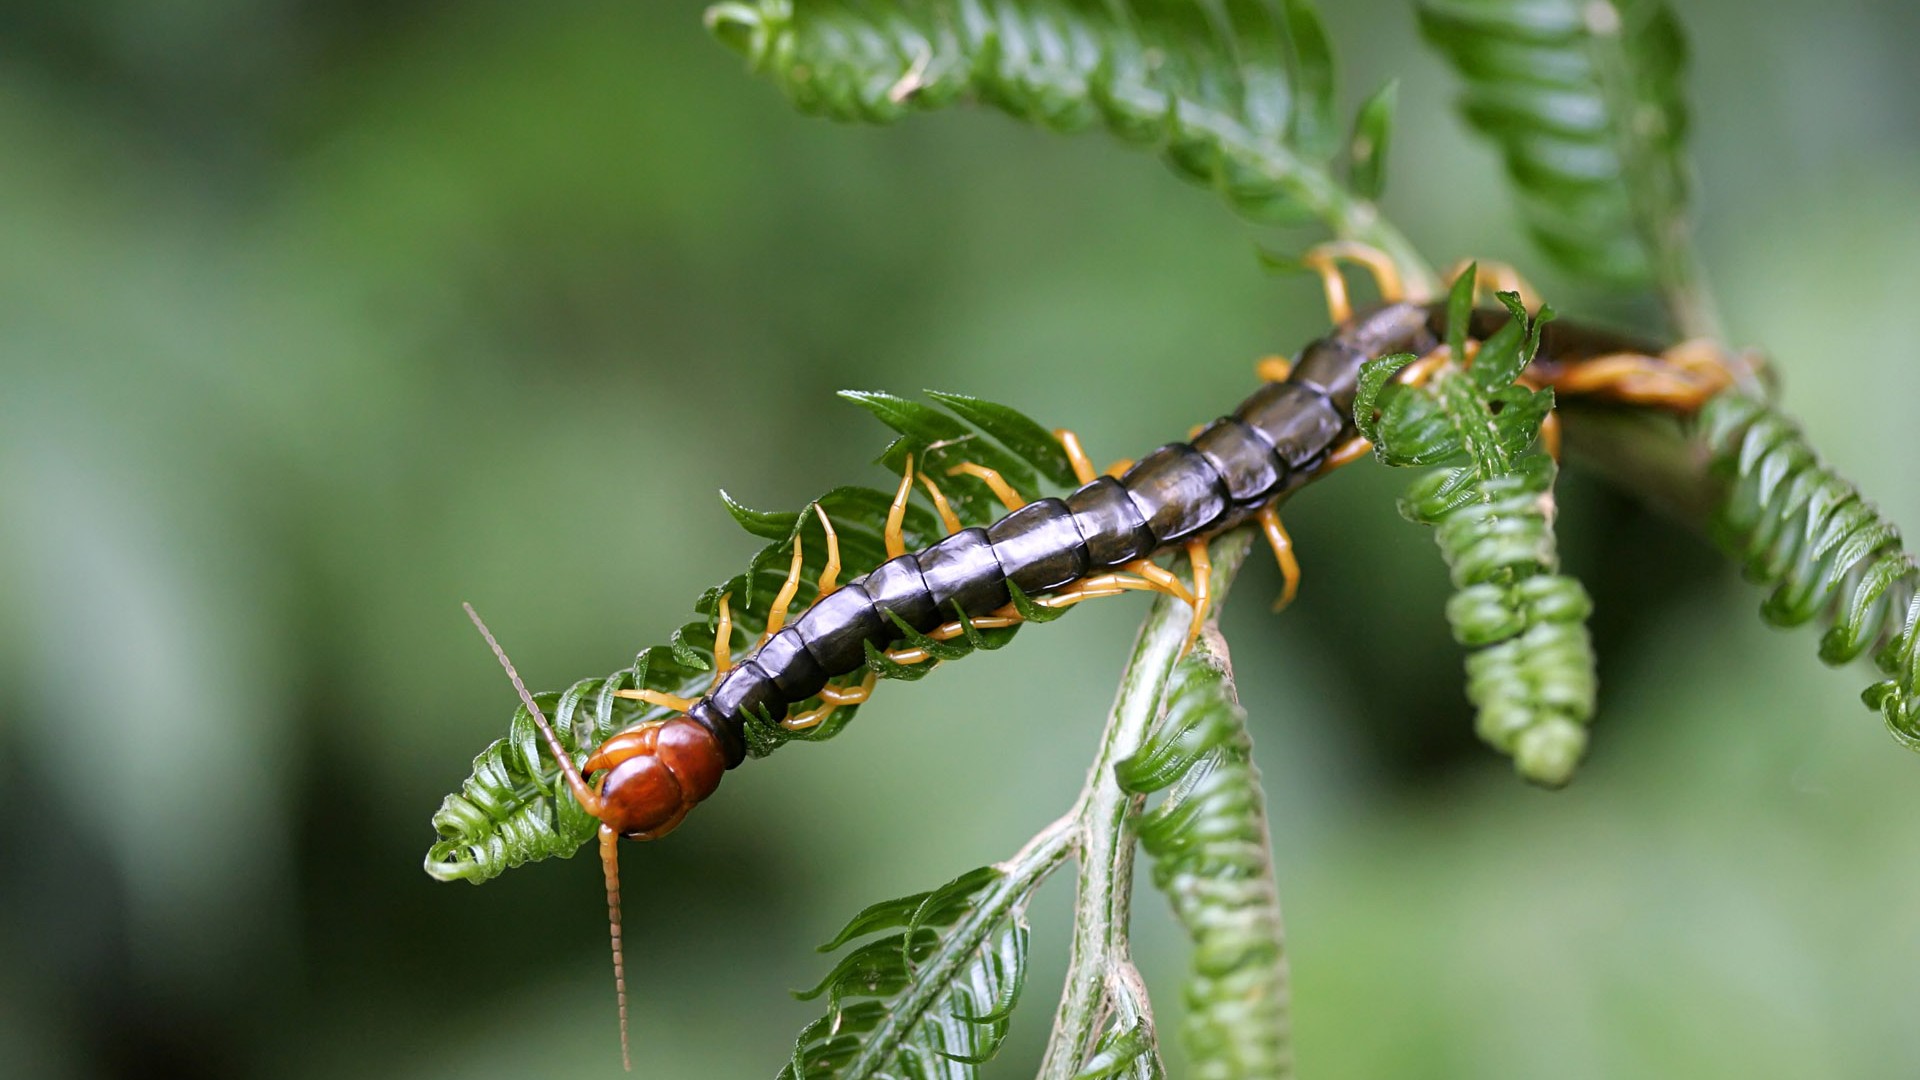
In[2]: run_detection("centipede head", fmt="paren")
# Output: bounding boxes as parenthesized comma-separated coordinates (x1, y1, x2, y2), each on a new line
(463, 602, 730, 1070)
(578, 718, 727, 1070)
(583, 717, 727, 840)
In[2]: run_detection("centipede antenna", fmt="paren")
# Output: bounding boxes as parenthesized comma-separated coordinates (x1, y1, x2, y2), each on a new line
(598, 823, 633, 1072)
(463, 602, 605, 817)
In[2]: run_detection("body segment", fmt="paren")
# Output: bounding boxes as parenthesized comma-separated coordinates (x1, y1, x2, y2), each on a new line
(459, 297, 1722, 1066)
(560, 301, 1672, 801)
(677, 299, 1660, 774)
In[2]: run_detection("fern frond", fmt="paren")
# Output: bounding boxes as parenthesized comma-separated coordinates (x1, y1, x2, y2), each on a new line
(424, 678, 645, 883)
(1117, 633, 1291, 1079)
(1355, 276, 1599, 785)
(426, 391, 1082, 883)
(1699, 393, 1920, 746)
(1408, 458, 1598, 784)
(1418, 0, 1694, 291)
(706, 0, 1429, 280)
(1072, 1019, 1163, 1080)
(782, 839, 1071, 1079)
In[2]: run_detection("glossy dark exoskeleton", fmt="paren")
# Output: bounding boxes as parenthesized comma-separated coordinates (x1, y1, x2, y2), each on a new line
(684, 302, 1655, 767)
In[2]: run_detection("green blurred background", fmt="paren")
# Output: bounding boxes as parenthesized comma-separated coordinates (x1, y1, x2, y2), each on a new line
(3, 0, 1919, 1076)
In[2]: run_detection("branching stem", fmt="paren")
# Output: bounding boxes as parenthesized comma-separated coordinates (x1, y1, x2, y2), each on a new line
(1039, 530, 1256, 1078)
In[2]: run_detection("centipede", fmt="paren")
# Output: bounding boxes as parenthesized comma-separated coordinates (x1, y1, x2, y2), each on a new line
(457, 251, 1743, 1067)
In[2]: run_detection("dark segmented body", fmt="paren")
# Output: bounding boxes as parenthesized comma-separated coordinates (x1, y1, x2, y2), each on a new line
(688, 302, 1658, 766)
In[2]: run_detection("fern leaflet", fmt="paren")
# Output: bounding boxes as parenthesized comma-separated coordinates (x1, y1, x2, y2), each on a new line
(1355, 272, 1599, 785)
(706, 0, 1428, 279)
(427, 391, 1081, 883)
(1700, 392, 1920, 746)
(1117, 632, 1292, 1079)
(1418, 0, 1694, 291)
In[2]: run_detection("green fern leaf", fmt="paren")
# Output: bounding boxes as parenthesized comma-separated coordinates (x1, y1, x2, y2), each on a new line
(706, 0, 1423, 269)
(1346, 78, 1398, 202)
(782, 866, 1041, 1079)
(1358, 290, 1599, 786)
(426, 391, 1085, 883)
(1700, 393, 1920, 747)
(1117, 636, 1291, 1079)
(1072, 1018, 1162, 1079)
(1418, 0, 1692, 286)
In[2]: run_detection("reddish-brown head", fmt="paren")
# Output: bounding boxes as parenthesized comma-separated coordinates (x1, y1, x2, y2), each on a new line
(582, 717, 726, 840)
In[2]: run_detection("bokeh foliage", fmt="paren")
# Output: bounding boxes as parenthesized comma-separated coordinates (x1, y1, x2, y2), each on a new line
(5, 1, 1920, 1078)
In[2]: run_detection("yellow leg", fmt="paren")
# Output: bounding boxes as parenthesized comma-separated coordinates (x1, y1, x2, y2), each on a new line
(1665, 339, 1731, 375)
(815, 672, 879, 706)
(1316, 437, 1374, 475)
(711, 592, 733, 688)
(1056, 428, 1099, 486)
(1122, 558, 1194, 605)
(1301, 240, 1410, 324)
(813, 504, 841, 596)
(1104, 458, 1135, 479)
(947, 462, 1026, 512)
(918, 472, 965, 534)
(612, 592, 731, 705)
(881, 571, 1170, 665)
(1255, 355, 1293, 383)
(1255, 504, 1301, 613)
(611, 688, 697, 713)
(762, 535, 805, 641)
(885, 454, 915, 560)
(1400, 349, 1454, 387)
(783, 672, 879, 731)
(1663, 339, 1756, 387)
(1183, 539, 1212, 655)
(1037, 573, 1137, 607)
(1543, 352, 1729, 410)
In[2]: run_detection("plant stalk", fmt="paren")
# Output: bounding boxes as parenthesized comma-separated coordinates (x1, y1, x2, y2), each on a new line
(1038, 530, 1256, 1079)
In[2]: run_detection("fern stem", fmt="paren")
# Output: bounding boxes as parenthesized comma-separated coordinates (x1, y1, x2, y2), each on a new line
(1651, 231, 1722, 341)
(824, 820, 1074, 1079)
(1584, 5, 1720, 339)
(1040, 529, 1256, 1079)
